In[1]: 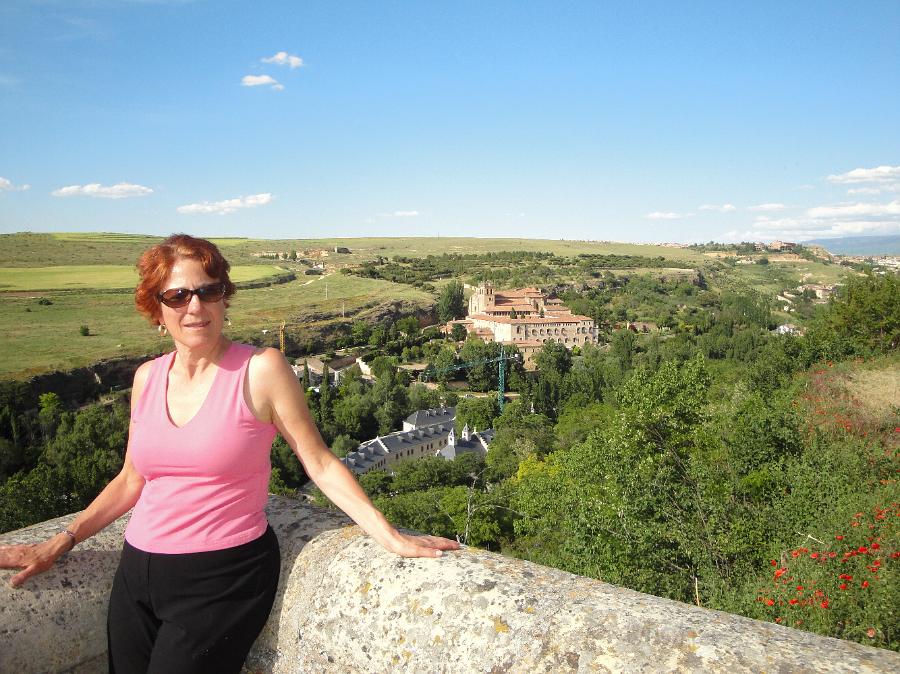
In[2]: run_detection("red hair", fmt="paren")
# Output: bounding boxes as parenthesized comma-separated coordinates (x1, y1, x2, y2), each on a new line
(134, 234, 236, 324)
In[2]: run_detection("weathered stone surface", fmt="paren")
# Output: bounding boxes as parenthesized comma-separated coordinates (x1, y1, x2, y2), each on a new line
(0, 510, 130, 674)
(2, 497, 898, 674)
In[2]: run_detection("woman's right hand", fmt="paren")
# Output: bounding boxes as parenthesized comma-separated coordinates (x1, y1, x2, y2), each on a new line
(0, 534, 73, 588)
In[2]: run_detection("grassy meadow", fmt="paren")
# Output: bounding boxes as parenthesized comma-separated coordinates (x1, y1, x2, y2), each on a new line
(0, 264, 284, 292)
(0, 272, 433, 379)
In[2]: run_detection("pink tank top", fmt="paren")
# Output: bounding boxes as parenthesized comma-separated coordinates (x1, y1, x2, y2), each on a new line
(125, 342, 277, 553)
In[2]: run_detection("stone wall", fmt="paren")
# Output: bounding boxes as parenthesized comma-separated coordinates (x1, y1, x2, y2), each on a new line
(1, 496, 897, 673)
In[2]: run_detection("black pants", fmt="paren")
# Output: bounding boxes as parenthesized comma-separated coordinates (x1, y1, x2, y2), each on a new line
(107, 526, 280, 674)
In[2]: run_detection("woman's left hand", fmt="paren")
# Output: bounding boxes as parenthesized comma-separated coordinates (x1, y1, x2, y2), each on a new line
(384, 532, 461, 558)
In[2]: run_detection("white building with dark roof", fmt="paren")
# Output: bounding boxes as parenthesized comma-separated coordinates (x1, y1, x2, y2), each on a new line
(403, 406, 455, 431)
(341, 408, 494, 475)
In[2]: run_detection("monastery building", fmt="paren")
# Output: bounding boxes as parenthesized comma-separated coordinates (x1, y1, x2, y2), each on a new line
(452, 282, 597, 368)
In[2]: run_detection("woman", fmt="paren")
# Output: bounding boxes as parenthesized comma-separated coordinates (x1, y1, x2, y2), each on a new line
(0, 234, 458, 673)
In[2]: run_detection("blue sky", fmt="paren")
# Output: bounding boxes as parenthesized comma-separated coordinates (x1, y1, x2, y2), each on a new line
(1, 1, 898, 243)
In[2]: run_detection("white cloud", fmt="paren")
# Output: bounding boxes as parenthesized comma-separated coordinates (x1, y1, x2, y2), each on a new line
(644, 211, 683, 220)
(241, 74, 283, 91)
(0, 177, 30, 192)
(807, 200, 900, 219)
(262, 51, 304, 69)
(392, 210, 419, 217)
(177, 193, 273, 215)
(51, 182, 153, 199)
(847, 187, 882, 196)
(827, 165, 900, 185)
(698, 203, 736, 213)
(723, 198, 900, 241)
(748, 203, 786, 212)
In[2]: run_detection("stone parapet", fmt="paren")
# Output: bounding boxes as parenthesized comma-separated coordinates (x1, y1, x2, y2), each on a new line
(1, 496, 898, 673)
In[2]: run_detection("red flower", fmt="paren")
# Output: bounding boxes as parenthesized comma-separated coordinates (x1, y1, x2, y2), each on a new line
(814, 590, 825, 597)
(796, 585, 804, 591)
(858, 546, 868, 553)
(871, 543, 880, 550)
(835, 535, 844, 540)
(839, 583, 848, 590)
(862, 581, 870, 588)
(810, 552, 819, 559)
(765, 598, 775, 606)
(821, 600, 830, 609)
(789, 599, 799, 606)
(769, 559, 777, 566)
(774, 567, 787, 579)
(839, 574, 852, 580)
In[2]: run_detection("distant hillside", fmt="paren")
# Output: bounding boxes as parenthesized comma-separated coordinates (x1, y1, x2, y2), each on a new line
(805, 235, 900, 256)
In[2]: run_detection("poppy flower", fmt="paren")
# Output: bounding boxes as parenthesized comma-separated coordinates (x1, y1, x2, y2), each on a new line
(765, 598, 775, 606)
(835, 535, 844, 541)
(820, 600, 829, 609)
(862, 581, 870, 588)
(839, 583, 848, 590)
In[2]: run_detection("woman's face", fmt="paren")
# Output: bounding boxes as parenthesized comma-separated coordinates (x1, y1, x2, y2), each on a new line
(158, 257, 226, 349)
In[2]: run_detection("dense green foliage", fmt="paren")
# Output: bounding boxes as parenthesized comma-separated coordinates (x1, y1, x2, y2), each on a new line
(346, 251, 693, 289)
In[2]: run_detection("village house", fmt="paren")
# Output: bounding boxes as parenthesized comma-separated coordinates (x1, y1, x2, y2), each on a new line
(450, 282, 597, 368)
(341, 407, 494, 475)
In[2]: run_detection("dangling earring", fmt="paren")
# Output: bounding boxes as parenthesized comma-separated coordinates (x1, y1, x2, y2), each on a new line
(157, 323, 168, 336)
(225, 315, 232, 327)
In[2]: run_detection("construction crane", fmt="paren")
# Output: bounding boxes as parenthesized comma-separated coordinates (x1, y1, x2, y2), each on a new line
(420, 344, 520, 411)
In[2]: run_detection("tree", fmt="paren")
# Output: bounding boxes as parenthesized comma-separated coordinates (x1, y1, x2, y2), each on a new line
(533, 341, 570, 378)
(484, 401, 554, 480)
(330, 434, 358, 458)
(270, 434, 308, 487)
(437, 280, 466, 323)
(459, 338, 500, 391)
(395, 315, 420, 336)
(375, 399, 403, 435)
(451, 323, 468, 342)
(351, 320, 372, 345)
(822, 272, 899, 353)
(301, 360, 311, 390)
(455, 396, 499, 434)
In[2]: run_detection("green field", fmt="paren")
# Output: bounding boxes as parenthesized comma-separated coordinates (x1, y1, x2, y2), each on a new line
(0, 273, 433, 379)
(0, 265, 285, 292)
(0, 232, 709, 267)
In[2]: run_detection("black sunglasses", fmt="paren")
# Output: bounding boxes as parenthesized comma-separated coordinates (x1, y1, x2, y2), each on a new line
(157, 282, 227, 308)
